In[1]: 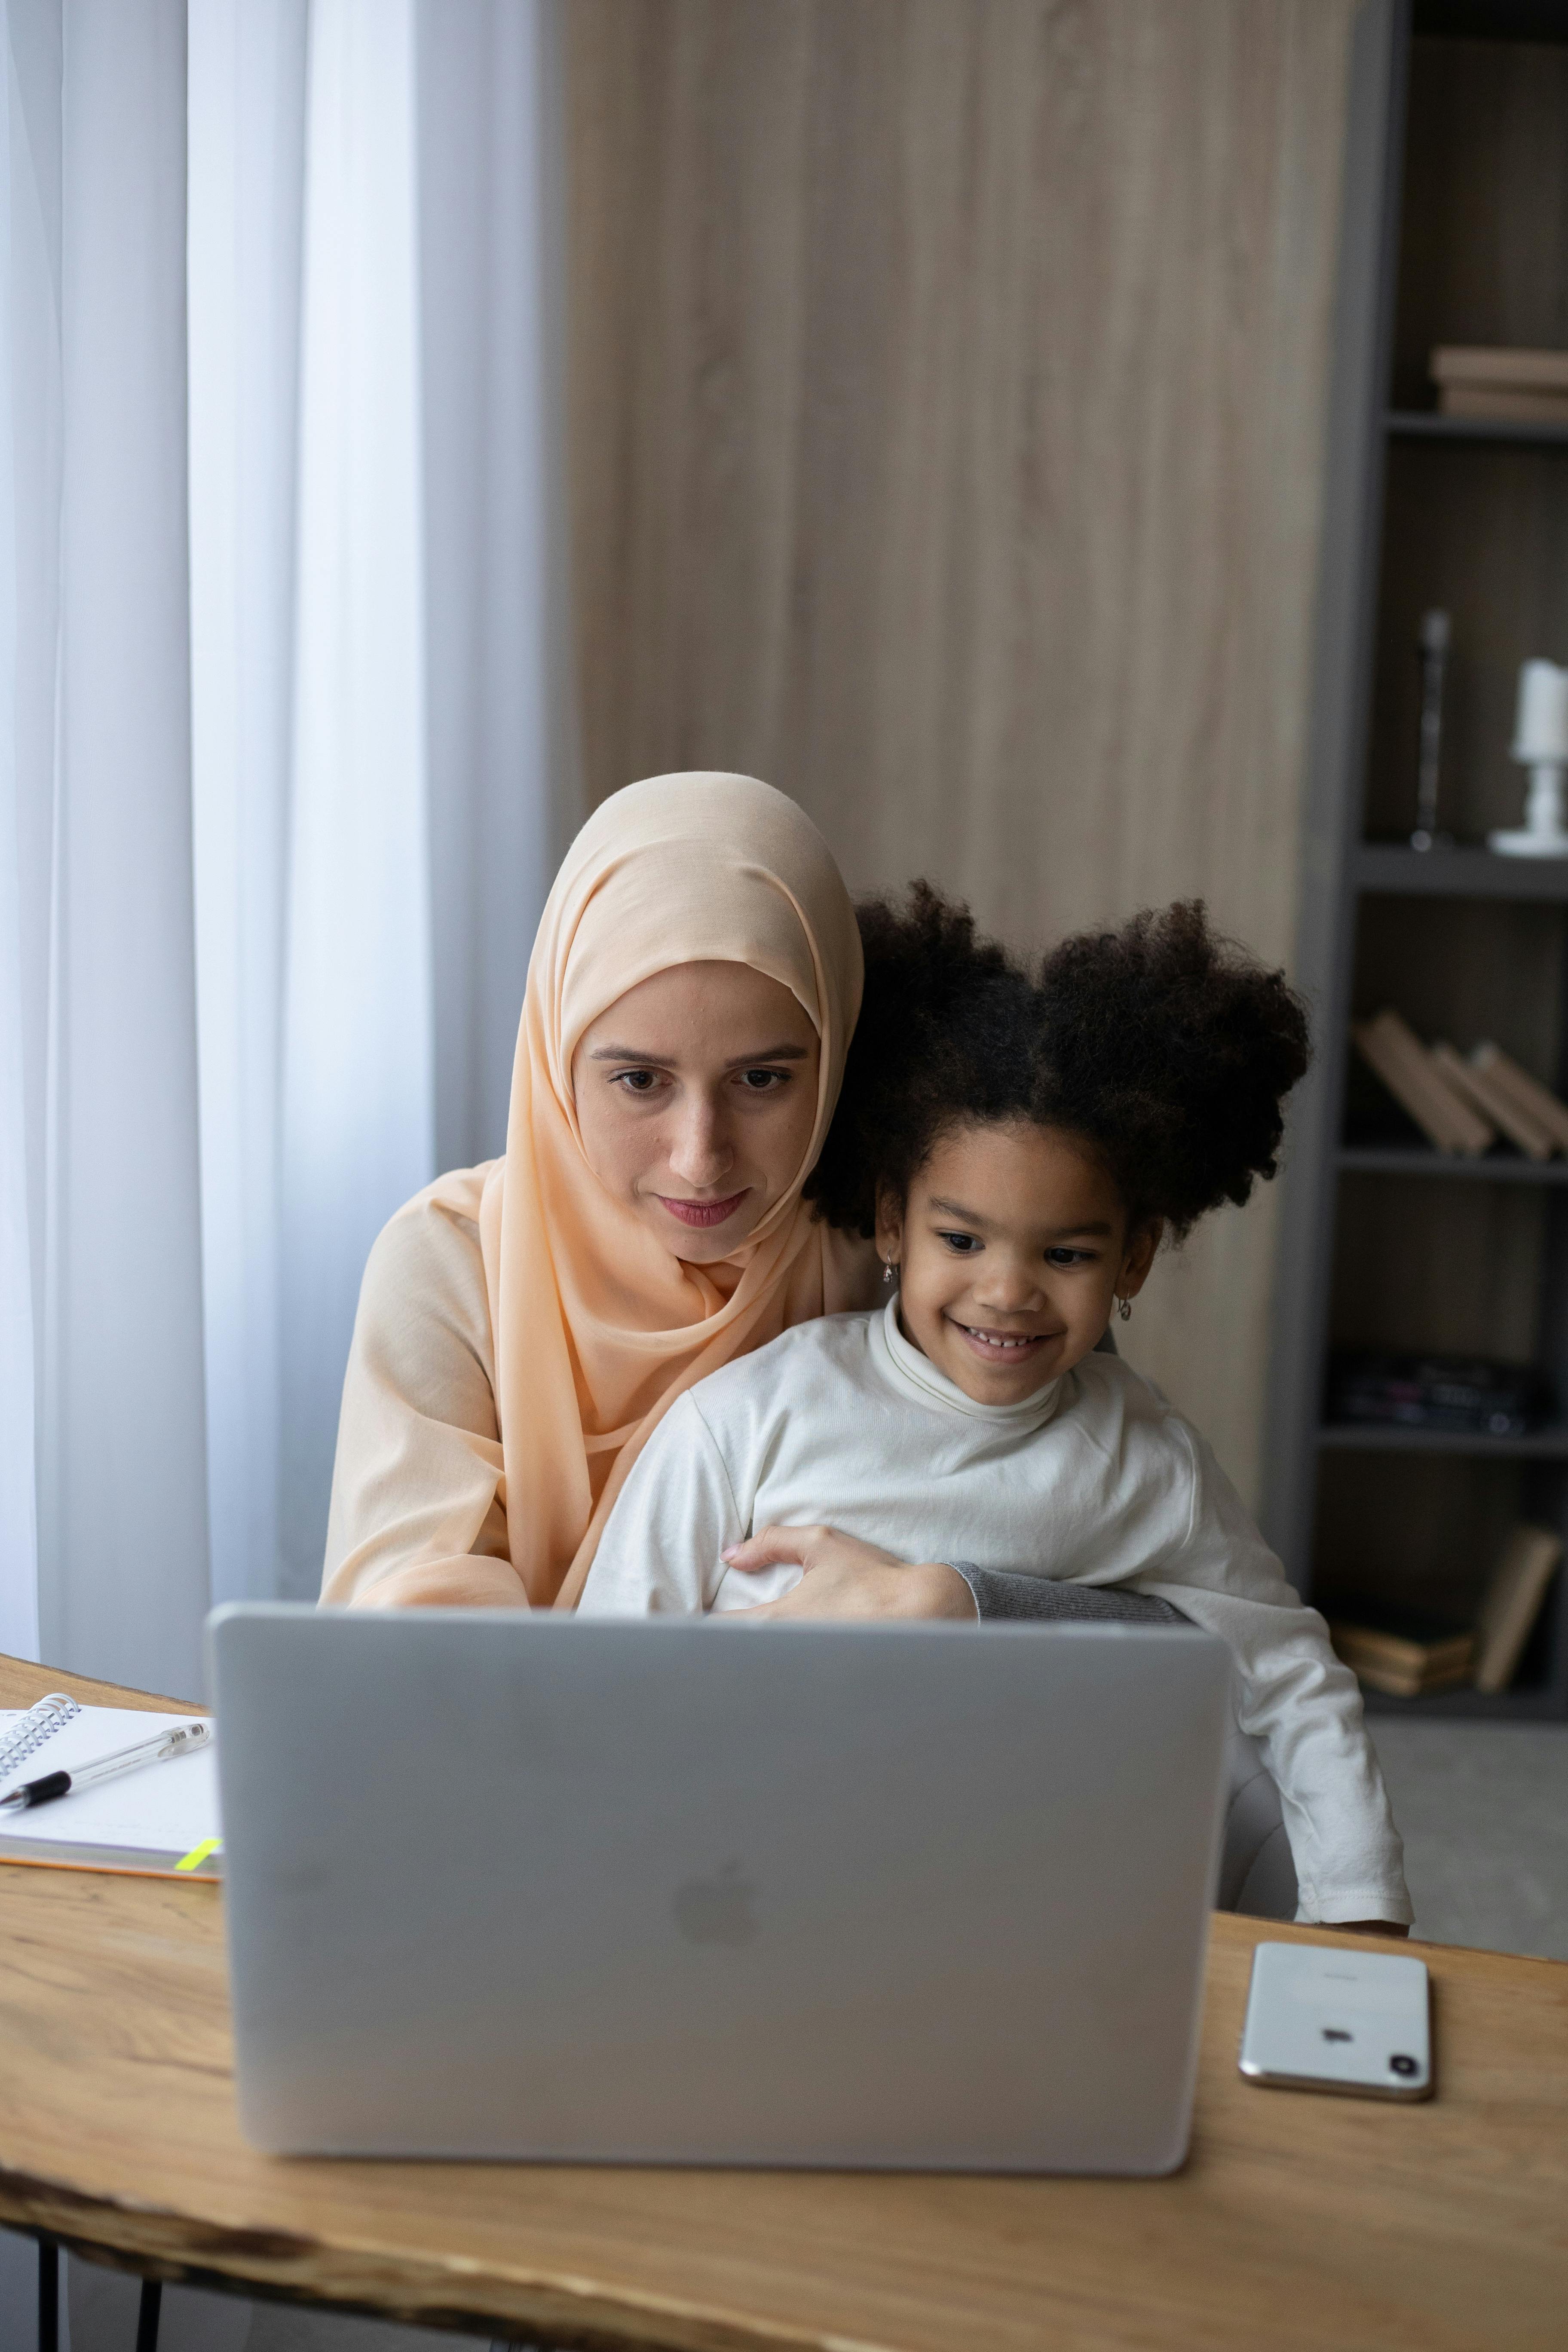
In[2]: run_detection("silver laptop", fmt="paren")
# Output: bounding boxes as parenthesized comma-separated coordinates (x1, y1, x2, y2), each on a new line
(208, 1605, 1230, 2174)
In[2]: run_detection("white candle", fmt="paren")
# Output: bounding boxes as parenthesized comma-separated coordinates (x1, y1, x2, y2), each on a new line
(1513, 659, 1568, 763)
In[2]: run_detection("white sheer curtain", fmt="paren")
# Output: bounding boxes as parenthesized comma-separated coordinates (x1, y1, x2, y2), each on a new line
(277, 0, 438, 1599)
(0, 0, 58, 1669)
(1, 0, 210, 1694)
(0, 0, 573, 1693)
(187, 0, 308, 1622)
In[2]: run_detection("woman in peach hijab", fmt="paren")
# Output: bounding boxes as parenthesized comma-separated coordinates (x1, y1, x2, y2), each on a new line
(321, 770, 1295, 1916)
(322, 771, 973, 1615)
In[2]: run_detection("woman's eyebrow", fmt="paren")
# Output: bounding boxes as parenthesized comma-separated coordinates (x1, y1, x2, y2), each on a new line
(585, 1041, 810, 1066)
(723, 1042, 809, 1067)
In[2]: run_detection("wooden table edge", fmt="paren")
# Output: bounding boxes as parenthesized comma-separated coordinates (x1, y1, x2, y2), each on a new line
(0, 1654, 207, 1717)
(0, 2163, 927, 2352)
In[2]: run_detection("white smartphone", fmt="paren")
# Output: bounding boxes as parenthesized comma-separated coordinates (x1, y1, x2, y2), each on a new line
(1238, 1940, 1432, 2101)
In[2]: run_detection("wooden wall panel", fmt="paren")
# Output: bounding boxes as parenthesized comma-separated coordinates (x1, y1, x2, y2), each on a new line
(566, 0, 1358, 1505)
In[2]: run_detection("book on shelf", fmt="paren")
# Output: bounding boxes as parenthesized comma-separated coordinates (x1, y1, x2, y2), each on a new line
(1430, 344, 1568, 424)
(1468, 1042, 1568, 1155)
(1328, 1607, 1476, 1700)
(1431, 1041, 1556, 1161)
(1473, 1524, 1562, 1695)
(1329, 1523, 1562, 1703)
(1439, 386, 1568, 424)
(1326, 1351, 1553, 1439)
(1351, 1009, 1493, 1156)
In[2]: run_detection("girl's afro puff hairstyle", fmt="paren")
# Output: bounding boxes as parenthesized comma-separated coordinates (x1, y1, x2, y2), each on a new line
(805, 884, 1311, 1241)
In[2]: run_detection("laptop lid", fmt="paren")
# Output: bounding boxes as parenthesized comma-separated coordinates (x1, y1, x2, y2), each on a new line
(209, 1606, 1230, 2174)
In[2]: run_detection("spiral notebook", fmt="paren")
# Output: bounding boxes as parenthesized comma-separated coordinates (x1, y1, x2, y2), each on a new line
(0, 1694, 222, 1880)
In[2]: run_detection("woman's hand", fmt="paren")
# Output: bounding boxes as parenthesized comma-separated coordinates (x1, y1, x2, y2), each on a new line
(722, 1526, 978, 1621)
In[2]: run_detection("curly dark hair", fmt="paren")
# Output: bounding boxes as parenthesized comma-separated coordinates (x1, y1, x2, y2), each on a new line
(805, 884, 1311, 1240)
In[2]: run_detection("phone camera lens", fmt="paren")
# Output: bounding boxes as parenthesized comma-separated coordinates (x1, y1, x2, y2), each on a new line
(1389, 2054, 1419, 2078)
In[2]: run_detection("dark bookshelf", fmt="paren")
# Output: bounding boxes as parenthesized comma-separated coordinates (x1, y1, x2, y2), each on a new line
(1386, 409, 1568, 450)
(1317, 1423, 1568, 1461)
(1362, 1683, 1568, 1720)
(1413, 0, 1568, 40)
(1337, 1145, 1568, 1182)
(1351, 845, 1568, 899)
(1261, 0, 1568, 1722)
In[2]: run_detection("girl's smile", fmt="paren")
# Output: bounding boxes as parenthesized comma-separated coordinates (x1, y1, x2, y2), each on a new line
(947, 1317, 1057, 1366)
(877, 1120, 1160, 1406)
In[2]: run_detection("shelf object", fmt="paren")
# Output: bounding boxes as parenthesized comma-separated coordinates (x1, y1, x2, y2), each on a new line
(1387, 409, 1568, 449)
(1262, 3, 1568, 1723)
(1351, 845, 1568, 900)
(1361, 1681, 1567, 1721)
(1430, 344, 1568, 429)
(1317, 1423, 1568, 1461)
(1336, 1145, 1568, 1184)
(1329, 1607, 1475, 1697)
(1350, 1009, 1494, 1153)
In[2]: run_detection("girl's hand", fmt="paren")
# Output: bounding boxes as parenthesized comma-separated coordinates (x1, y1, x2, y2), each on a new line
(722, 1526, 978, 1621)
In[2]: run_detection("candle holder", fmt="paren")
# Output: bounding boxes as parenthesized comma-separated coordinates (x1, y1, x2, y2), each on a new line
(1489, 658, 1568, 858)
(1491, 759, 1568, 857)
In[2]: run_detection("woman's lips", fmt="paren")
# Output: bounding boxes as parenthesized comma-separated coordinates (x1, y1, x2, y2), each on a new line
(655, 1188, 751, 1229)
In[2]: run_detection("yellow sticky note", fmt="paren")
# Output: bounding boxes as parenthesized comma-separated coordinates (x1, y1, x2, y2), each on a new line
(174, 1838, 223, 1873)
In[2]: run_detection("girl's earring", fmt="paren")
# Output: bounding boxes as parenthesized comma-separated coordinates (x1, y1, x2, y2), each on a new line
(882, 1258, 897, 1287)
(1117, 1294, 1133, 1323)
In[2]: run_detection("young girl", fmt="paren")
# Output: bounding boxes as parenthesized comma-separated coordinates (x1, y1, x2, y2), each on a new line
(579, 891, 1411, 1932)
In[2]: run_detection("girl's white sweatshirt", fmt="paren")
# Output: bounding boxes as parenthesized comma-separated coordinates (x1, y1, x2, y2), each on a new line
(580, 1299, 1412, 1928)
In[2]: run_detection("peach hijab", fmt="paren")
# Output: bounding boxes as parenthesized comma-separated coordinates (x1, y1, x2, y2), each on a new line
(475, 772, 870, 1609)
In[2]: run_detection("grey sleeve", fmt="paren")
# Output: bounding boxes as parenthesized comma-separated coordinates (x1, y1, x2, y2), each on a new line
(949, 1564, 1187, 1626)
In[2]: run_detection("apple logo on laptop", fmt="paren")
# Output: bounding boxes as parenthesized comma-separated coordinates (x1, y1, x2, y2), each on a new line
(672, 1860, 758, 1947)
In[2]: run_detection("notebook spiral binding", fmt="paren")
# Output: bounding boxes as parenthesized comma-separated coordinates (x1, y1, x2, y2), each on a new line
(0, 1693, 81, 1785)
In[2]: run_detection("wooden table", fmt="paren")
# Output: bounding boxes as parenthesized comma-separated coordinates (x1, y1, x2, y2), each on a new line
(2, 1655, 1565, 2352)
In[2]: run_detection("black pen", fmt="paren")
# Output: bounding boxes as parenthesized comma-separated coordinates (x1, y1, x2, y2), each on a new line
(0, 1720, 211, 1811)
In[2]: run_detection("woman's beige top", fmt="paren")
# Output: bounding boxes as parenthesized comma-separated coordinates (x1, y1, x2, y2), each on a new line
(322, 1166, 514, 1607)
(320, 772, 875, 1611)
(321, 1168, 876, 1609)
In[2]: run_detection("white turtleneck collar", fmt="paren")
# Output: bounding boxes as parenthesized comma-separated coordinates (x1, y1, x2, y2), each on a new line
(868, 1294, 1065, 1431)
